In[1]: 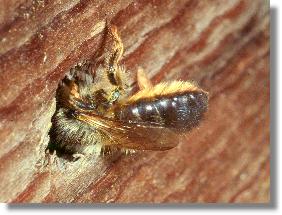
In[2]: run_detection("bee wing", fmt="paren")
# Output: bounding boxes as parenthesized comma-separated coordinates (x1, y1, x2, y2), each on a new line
(76, 113, 180, 151)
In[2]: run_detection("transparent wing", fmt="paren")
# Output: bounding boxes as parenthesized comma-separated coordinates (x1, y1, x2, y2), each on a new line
(76, 113, 180, 151)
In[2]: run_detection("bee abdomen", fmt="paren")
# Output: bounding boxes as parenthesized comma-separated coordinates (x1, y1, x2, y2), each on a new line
(114, 91, 208, 131)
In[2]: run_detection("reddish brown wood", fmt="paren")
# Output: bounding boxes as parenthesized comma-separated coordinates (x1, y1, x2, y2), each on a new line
(0, 0, 270, 203)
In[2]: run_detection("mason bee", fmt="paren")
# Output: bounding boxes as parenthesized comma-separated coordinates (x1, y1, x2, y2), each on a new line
(48, 24, 208, 157)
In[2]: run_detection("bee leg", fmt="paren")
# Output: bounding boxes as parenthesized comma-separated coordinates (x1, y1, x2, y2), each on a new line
(137, 67, 153, 90)
(104, 24, 124, 87)
(107, 25, 124, 64)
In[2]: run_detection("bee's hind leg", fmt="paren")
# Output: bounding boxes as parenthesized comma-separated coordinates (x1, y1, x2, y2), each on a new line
(137, 67, 153, 90)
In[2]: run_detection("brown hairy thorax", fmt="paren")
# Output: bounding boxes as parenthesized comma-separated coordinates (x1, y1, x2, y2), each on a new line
(48, 24, 208, 157)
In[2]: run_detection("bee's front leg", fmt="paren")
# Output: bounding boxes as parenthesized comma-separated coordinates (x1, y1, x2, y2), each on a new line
(104, 25, 124, 87)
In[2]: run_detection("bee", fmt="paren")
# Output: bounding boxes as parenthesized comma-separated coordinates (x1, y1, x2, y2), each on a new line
(48, 24, 208, 157)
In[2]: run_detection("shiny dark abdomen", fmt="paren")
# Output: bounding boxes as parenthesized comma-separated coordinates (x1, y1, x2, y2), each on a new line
(114, 91, 208, 131)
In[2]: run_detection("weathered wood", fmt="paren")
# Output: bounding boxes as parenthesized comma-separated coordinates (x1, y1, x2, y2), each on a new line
(0, 0, 270, 203)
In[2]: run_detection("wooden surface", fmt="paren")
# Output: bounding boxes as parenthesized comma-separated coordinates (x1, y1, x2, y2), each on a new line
(0, 0, 270, 203)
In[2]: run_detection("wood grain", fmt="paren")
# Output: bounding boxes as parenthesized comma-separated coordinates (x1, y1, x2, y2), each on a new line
(0, 0, 270, 203)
